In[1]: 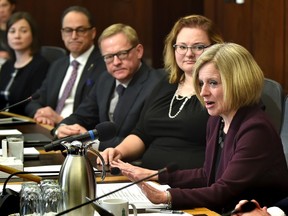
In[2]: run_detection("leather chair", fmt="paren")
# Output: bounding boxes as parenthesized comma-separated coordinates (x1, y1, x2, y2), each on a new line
(40, 46, 67, 64)
(280, 95, 288, 166)
(261, 78, 285, 133)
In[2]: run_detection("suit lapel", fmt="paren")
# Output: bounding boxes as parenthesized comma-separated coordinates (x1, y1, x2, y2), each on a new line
(207, 118, 222, 185)
(51, 58, 70, 107)
(74, 48, 98, 109)
(99, 76, 115, 120)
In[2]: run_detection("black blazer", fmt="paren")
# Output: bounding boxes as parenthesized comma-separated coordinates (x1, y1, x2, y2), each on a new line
(25, 46, 106, 117)
(0, 54, 49, 115)
(58, 62, 166, 150)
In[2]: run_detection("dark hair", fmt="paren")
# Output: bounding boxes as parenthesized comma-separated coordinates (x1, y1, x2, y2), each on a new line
(61, 5, 95, 27)
(6, 11, 39, 59)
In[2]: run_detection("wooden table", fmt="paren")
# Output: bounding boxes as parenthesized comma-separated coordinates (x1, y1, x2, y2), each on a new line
(0, 112, 220, 216)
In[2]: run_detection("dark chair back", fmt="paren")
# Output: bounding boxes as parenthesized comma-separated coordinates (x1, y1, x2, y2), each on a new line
(40, 46, 67, 64)
(261, 78, 285, 133)
(280, 95, 288, 166)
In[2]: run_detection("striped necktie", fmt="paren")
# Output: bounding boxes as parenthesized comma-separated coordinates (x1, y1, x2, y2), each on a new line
(55, 60, 79, 114)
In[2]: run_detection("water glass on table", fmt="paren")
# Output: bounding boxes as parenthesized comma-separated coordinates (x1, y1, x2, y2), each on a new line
(20, 182, 42, 216)
(41, 179, 63, 216)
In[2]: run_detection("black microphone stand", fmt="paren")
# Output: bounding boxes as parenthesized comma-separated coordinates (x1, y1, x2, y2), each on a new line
(0, 93, 39, 112)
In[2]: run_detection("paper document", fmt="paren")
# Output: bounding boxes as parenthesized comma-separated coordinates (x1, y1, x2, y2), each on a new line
(24, 165, 61, 176)
(0, 117, 13, 123)
(0, 117, 30, 125)
(0, 147, 39, 156)
(24, 165, 99, 176)
(97, 181, 170, 209)
(0, 129, 22, 135)
(0, 184, 22, 192)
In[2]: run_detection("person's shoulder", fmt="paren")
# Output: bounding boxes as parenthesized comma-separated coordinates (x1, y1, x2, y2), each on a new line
(142, 64, 167, 80)
(86, 46, 106, 70)
(0, 60, 13, 80)
(90, 46, 103, 59)
(48, 55, 68, 69)
(142, 67, 167, 89)
(21, 54, 50, 77)
(152, 67, 168, 78)
(145, 73, 176, 100)
(149, 69, 171, 87)
(155, 68, 167, 74)
(42, 57, 68, 80)
(90, 71, 113, 93)
(236, 105, 274, 127)
(99, 69, 112, 79)
(232, 105, 280, 139)
(0, 59, 14, 70)
(33, 53, 50, 66)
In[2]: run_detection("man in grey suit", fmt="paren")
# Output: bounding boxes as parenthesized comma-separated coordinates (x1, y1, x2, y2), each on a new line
(53, 23, 165, 151)
(25, 6, 106, 126)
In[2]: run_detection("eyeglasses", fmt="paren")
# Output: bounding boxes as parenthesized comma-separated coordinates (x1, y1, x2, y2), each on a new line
(102, 46, 137, 64)
(61, 27, 93, 37)
(173, 44, 211, 55)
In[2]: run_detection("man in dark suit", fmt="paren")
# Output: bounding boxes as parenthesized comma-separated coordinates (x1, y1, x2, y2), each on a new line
(25, 6, 106, 126)
(53, 23, 165, 150)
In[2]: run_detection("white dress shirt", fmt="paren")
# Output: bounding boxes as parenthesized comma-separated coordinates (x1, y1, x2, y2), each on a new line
(57, 45, 95, 118)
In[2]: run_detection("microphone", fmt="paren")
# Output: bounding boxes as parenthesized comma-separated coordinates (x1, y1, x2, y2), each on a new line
(0, 93, 40, 112)
(55, 163, 179, 216)
(222, 201, 257, 216)
(44, 121, 116, 152)
(110, 167, 121, 175)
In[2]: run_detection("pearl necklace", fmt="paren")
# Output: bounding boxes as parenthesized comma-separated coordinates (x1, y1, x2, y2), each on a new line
(168, 94, 191, 118)
(168, 83, 193, 118)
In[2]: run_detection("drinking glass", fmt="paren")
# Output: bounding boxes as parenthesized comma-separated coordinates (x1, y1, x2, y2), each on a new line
(40, 179, 58, 192)
(42, 183, 63, 216)
(20, 182, 42, 216)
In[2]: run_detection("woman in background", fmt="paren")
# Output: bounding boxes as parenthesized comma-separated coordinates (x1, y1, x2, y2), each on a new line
(0, 11, 49, 115)
(0, 0, 16, 63)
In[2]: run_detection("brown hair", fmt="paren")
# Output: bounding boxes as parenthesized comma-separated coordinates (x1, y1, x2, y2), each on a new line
(164, 15, 223, 84)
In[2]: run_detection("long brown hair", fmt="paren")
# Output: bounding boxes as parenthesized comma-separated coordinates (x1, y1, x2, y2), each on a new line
(164, 15, 223, 84)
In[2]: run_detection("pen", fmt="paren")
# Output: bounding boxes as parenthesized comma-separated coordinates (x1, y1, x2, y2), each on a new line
(145, 208, 184, 214)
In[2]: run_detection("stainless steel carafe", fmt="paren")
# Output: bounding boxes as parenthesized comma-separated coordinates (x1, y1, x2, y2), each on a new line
(58, 140, 106, 216)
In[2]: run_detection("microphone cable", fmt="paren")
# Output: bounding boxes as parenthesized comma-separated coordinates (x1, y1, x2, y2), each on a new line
(56, 163, 179, 216)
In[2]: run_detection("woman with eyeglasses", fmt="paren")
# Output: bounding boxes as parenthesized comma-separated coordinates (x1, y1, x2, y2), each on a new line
(98, 15, 224, 170)
(0, 11, 49, 115)
(111, 43, 288, 214)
